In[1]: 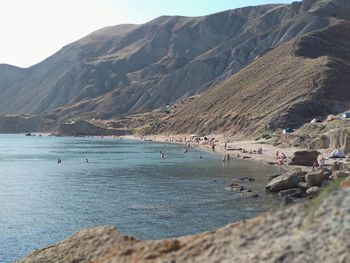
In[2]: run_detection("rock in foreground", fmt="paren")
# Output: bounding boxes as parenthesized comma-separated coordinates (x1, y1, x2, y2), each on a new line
(289, 150, 320, 166)
(18, 189, 350, 263)
(265, 169, 306, 192)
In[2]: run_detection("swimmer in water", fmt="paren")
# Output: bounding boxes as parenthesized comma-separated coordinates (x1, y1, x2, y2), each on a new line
(222, 155, 227, 163)
(160, 151, 165, 159)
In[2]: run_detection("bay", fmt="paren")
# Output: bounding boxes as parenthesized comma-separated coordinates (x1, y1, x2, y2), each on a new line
(0, 134, 278, 262)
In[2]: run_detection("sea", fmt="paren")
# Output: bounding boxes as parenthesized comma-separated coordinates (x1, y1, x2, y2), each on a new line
(0, 134, 279, 262)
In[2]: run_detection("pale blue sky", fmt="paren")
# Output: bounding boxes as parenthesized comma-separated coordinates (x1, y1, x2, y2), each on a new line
(109, 0, 293, 21)
(0, 0, 293, 67)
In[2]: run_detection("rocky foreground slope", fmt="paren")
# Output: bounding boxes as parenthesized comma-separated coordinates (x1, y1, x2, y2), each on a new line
(18, 184, 350, 263)
(1, 0, 348, 120)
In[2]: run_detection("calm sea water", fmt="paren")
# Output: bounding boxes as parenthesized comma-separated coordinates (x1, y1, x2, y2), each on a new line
(0, 134, 278, 262)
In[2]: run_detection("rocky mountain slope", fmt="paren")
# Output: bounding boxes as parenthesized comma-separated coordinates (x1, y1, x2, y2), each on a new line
(18, 186, 350, 263)
(0, 114, 56, 133)
(157, 20, 350, 137)
(1, 0, 347, 120)
(57, 119, 130, 136)
(0, 64, 28, 93)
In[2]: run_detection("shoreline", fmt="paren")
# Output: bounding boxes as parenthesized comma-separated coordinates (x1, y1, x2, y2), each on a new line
(9, 131, 336, 171)
(124, 134, 302, 171)
(124, 133, 348, 172)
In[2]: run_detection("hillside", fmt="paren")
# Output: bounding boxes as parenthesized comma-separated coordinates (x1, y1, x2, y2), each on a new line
(0, 64, 28, 93)
(0, 0, 347, 120)
(156, 21, 350, 137)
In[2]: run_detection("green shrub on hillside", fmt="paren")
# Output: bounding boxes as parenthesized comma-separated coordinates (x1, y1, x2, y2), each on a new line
(261, 133, 273, 139)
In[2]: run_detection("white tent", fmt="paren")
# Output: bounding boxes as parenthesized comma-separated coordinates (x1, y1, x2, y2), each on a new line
(283, 128, 293, 134)
(310, 118, 322, 124)
(343, 113, 350, 118)
(330, 149, 345, 158)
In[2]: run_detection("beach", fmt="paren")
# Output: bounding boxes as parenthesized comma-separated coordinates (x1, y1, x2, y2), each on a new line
(125, 134, 302, 168)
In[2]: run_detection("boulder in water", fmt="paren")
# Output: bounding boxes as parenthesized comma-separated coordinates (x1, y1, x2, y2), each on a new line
(279, 188, 305, 198)
(238, 177, 255, 182)
(226, 183, 245, 191)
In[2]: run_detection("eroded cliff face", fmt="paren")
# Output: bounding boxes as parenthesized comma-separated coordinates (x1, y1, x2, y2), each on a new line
(18, 187, 350, 263)
(0, 0, 347, 120)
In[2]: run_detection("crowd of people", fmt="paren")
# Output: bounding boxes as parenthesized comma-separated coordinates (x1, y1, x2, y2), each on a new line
(245, 147, 263, 155)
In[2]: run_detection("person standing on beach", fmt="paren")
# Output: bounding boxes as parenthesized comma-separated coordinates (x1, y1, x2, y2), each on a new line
(319, 157, 325, 167)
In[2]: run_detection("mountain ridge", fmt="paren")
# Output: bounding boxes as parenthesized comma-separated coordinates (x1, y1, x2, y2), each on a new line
(0, 0, 340, 119)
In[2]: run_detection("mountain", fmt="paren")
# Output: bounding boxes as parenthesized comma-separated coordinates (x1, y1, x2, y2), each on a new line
(0, 0, 347, 120)
(0, 64, 28, 93)
(157, 20, 350, 137)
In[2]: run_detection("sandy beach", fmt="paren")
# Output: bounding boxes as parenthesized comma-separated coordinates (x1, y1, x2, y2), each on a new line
(124, 134, 306, 170)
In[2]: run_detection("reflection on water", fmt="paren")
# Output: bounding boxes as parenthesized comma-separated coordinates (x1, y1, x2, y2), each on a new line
(0, 134, 277, 262)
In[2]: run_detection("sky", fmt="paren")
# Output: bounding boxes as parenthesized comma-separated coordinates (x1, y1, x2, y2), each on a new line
(0, 0, 293, 68)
